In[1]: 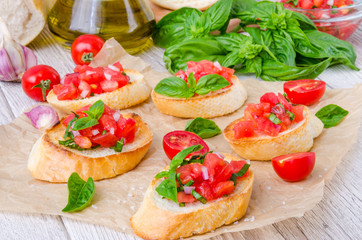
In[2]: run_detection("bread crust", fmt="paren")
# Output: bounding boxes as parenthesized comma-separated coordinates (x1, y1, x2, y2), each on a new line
(47, 69, 151, 114)
(223, 106, 324, 161)
(130, 154, 254, 240)
(150, 0, 218, 10)
(28, 113, 152, 182)
(151, 76, 247, 118)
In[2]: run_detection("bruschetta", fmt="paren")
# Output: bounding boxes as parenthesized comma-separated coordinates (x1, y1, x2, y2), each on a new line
(131, 146, 254, 240)
(151, 60, 247, 118)
(47, 62, 151, 114)
(28, 100, 152, 182)
(224, 92, 323, 161)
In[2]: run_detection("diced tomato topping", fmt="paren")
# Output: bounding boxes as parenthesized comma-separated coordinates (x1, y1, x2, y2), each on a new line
(292, 105, 305, 123)
(233, 121, 255, 138)
(177, 163, 203, 185)
(116, 116, 137, 143)
(213, 164, 233, 183)
(214, 181, 235, 198)
(177, 192, 196, 203)
(99, 115, 117, 133)
(78, 128, 93, 138)
(92, 132, 119, 147)
(195, 181, 215, 201)
(175, 69, 188, 81)
(74, 136, 92, 149)
(54, 63, 129, 100)
(203, 153, 227, 183)
(230, 160, 250, 179)
(53, 84, 78, 100)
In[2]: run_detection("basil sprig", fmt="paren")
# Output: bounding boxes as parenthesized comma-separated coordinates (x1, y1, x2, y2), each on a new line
(155, 145, 203, 203)
(62, 172, 95, 213)
(154, 73, 230, 99)
(315, 104, 349, 128)
(63, 112, 79, 139)
(185, 117, 221, 139)
(72, 100, 105, 131)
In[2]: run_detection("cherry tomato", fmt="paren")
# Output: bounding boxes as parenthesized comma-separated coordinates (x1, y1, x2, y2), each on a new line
(71, 34, 105, 65)
(284, 79, 326, 106)
(272, 152, 315, 182)
(163, 131, 209, 160)
(21, 65, 60, 102)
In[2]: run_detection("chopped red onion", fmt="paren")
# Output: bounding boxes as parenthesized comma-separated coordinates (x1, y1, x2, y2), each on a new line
(110, 128, 115, 135)
(80, 89, 90, 98)
(72, 131, 80, 137)
(113, 111, 121, 122)
(85, 70, 96, 76)
(215, 152, 225, 159)
(25, 105, 59, 130)
(108, 64, 120, 72)
(201, 166, 209, 180)
(183, 186, 195, 195)
(104, 73, 112, 81)
(92, 129, 100, 136)
(214, 61, 222, 71)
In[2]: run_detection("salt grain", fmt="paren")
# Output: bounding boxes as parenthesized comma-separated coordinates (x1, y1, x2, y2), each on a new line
(282, 201, 286, 205)
(122, 200, 127, 204)
(234, 221, 239, 225)
(250, 216, 255, 222)
(116, 199, 121, 203)
(211, 230, 215, 233)
(130, 206, 135, 210)
(122, 227, 126, 231)
(267, 186, 271, 190)
(128, 193, 133, 197)
(319, 174, 322, 178)
(139, 186, 144, 190)
(91, 205, 98, 209)
(324, 168, 328, 171)
(244, 218, 249, 222)
(131, 187, 135, 191)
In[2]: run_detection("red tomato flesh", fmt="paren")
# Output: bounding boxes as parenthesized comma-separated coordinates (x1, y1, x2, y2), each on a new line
(284, 79, 326, 106)
(175, 153, 250, 203)
(163, 131, 209, 160)
(272, 152, 315, 182)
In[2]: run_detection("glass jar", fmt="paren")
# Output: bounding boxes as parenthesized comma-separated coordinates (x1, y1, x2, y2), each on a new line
(47, 0, 156, 54)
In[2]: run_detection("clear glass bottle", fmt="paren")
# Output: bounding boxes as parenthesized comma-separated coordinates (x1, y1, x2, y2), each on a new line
(47, 0, 156, 54)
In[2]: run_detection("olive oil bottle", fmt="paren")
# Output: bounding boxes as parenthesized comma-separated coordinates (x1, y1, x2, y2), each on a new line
(48, 0, 156, 54)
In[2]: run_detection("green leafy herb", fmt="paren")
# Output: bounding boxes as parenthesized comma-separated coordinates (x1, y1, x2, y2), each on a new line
(185, 117, 221, 139)
(62, 172, 95, 213)
(180, 151, 210, 166)
(268, 113, 282, 124)
(63, 112, 79, 140)
(231, 163, 250, 185)
(59, 138, 99, 151)
(102, 130, 107, 135)
(154, 145, 203, 203)
(315, 104, 349, 128)
(154, 73, 230, 99)
(70, 100, 105, 131)
(185, 180, 194, 186)
(191, 190, 207, 204)
(72, 117, 99, 131)
(110, 139, 124, 152)
(287, 110, 295, 121)
(179, 202, 186, 207)
(85, 100, 105, 120)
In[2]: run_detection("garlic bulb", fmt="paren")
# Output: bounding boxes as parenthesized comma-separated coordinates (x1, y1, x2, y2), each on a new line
(0, 17, 37, 81)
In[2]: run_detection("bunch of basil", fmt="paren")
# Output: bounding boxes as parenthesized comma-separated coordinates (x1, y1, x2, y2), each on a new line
(153, 0, 359, 81)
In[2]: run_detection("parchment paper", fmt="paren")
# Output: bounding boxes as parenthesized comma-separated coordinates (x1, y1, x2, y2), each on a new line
(0, 39, 361, 239)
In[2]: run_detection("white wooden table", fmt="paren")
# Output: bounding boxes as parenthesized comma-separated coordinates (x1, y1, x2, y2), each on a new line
(0, 26, 361, 240)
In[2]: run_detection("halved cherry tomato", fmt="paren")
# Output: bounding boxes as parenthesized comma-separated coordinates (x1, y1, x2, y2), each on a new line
(284, 79, 326, 106)
(272, 152, 315, 182)
(163, 131, 210, 160)
(71, 34, 105, 65)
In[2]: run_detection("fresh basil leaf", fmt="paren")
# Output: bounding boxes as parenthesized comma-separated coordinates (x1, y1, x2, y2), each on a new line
(88, 100, 105, 120)
(286, 110, 295, 121)
(191, 190, 207, 204)
(62, 172, 95, 212)
(153, 7, 202, 48)
(204, 0, 233, 31)
(170, 144, 203, 171)
(188, 72, 197, 91)
(195, 74, 230, 95)
(185, 117, 221, 139)
(180, 151, 210, 166)
(315, 104, 349, 128)
(185, 12, 212, 39)
(63, 112, 79, 140)
(268, 113, 281, 124)
(72, 117, 99, 131)
(155, 171, 169, 179)
(154, 76, 194, 99)
(110, 139, 124, 152)
(164, 38, 227, 74)
(185, 180, 194, 186)
(231, 163, 250, 185)
(287, 10, 316, 30)
(155, 172, 178, 203)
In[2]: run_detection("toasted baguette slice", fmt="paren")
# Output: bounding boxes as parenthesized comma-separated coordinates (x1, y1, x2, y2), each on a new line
(47, 69, 151, 114)
(224, 106, 324, 161)
(28, 113, 152, 182)
(131, 153, 254, 240)
(151, 76, 247, 118)
(150, 0, 218, 10)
